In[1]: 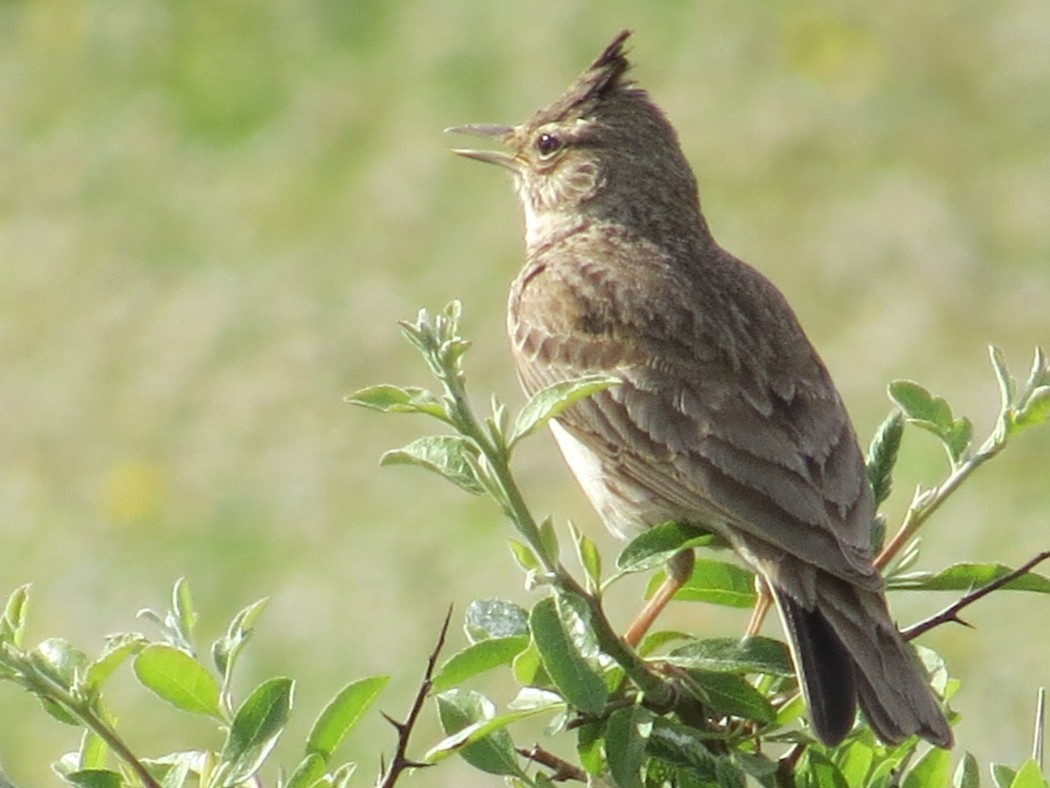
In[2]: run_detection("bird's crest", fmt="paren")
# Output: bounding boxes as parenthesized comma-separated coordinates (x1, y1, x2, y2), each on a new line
(530, 30, 634, 127)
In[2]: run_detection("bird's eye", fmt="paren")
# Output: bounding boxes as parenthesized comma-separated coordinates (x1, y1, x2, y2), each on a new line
(535, 132, 563, 159)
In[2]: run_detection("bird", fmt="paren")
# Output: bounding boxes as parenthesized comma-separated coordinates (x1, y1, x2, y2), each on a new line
(447, 30, 952, 749)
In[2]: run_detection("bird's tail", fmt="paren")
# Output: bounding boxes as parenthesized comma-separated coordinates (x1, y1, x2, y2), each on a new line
(774, 578, 953, 748)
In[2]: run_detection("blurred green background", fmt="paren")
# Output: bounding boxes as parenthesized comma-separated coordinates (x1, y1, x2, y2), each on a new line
(2, 0, 1048, 783)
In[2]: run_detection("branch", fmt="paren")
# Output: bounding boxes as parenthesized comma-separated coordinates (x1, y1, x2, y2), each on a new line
(903, 550, 1050, 641)
(517, 744, 588, 783)
(375, 606, 453, 788)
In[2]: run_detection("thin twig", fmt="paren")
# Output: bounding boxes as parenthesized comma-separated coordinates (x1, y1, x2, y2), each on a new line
(517, 744, 588, 782)
(902, 550, 1050, 641)
(375, 606, 454, 788)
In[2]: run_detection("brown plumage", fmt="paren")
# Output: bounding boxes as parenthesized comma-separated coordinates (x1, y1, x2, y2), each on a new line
(449, 30, 951, 748)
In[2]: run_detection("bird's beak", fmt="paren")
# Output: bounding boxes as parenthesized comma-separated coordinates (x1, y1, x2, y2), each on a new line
(445, 124, 520, 172)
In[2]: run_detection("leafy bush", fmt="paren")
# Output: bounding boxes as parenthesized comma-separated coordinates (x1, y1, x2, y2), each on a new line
(2, 301, 1048, 787)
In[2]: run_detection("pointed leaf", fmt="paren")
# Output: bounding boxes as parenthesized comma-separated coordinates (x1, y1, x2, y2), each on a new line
(134, 644, 221, 718)
(952, 752, 980, 788)
(346, 384, 447, 420)
(572, 525, 603, 590)
(380, 435, 486, 495)
(990, 345, 1016, 411)
(1013, 386, 1050, 431)
(681, 669, 775, 723)
(286, 753, 326, 788)
(171, 578, 198, 645)
(212, 597, 268, 681)
(646, 559, 757, 608)
(605, 706, 652, 788)
(86, 633, 148, 692)
(993, 764, 1019, 788)
(529, 597, 607, 714)
(666, 636, 793, 676)
(617, 521, 719, 573)
(220, 677, 294, 783)
(902, 746, 952, 788)
(888, 562, 1050, 593)
(432, 637, 529, 692)
(510, 374, 621, 445)
(1009, 760, 1050, 788)
(432, 689, 524, 777)
(867, 410, 905, 508)
(307, 675, 389, 759)
(1, 584, 30, 646)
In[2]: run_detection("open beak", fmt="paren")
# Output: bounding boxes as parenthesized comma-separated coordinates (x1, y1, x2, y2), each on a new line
(445, 124, 519, 172)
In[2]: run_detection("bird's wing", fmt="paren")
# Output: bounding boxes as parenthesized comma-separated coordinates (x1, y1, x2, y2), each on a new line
(510, 239, 879, 592)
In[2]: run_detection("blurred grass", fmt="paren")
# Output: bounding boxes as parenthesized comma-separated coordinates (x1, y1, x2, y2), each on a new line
(1, 0, 1048, 783)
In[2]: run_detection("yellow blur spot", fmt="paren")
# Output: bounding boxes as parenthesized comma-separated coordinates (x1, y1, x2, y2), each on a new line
(102, 460, 168, 526)
(783, 13, 885, 95)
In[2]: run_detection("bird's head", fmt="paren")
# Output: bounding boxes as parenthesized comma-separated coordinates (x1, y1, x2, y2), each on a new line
(448, 30, 706, 252)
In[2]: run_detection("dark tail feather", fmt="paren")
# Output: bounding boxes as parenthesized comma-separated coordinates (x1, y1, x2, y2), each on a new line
(775, 578, 954, 749)
(776, 591, 858, 746)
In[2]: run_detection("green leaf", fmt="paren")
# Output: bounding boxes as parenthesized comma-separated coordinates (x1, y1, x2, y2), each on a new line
(571, 525, 603, 590)
(617, 521, 719, 573)
(134, 644, 222, 718)
(834, 738, 875, 786)
(432, 637, 529, 692)
(465, 599, 530, 642)
(990, 345, 1016, 412)
(286, 753, 326, 788)
(538, 516, 559, 563)
(889, 380, 955, 431)
(952, 752, 980, 788)
(78, 729, 108, 771)
(507, 539, 542, 573)
(681, 669, 775, 723)
(575, 720, 604, 776)
(432, 689, 524, 777)
(529, 596, 607, 714)
(945, 416, 974, 463)
(1009, 760, 1050, 788)
(220, 677, 294, 784)
(1, 584, 30, 646)
(65, 769, 123, 788)
(605, 706, 652, 788)
(645, 718, 719, 778)
(307, 675, 389, 759)
(511, 642, 547, 687)
(902, 746, 951, 788)
(993, 764, 1018, 788)
(887, 562, 1050, 593)
(380, 435, 486, 496)
(1013, 386, 1050, 432)
(866, 410, 905, 508)
(86, 633, 147, 693)
(212, 597, 268, 682)
(171, 578, 197, 645)
(646, 559, 757, 608)
(346, 384, 447, 420)
(509, 374, 621, 445)
(798, 748, 849, 788)
(666, 636, 793, 676)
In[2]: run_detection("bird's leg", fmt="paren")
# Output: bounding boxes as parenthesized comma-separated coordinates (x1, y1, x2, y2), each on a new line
(624, 550, 695, 648)
(745, 574, 772, 637)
